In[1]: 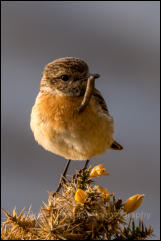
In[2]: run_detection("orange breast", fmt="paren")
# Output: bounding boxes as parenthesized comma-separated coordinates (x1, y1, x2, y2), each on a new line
(34, 94, 98, 132)
(30, 92, 114, 160)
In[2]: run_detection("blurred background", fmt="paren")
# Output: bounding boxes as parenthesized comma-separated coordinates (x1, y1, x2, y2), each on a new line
(1, 1, 160, 239)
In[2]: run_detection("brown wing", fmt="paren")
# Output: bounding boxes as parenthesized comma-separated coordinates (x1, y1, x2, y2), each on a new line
(93, 88, 123, 150)
(93, 88, 109, 114)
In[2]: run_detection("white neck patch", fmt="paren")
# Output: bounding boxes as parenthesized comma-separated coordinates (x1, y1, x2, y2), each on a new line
(40, 86, 76, 96)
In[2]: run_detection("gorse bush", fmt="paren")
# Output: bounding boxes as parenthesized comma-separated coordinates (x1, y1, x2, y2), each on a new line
(1, 164, 153, 240)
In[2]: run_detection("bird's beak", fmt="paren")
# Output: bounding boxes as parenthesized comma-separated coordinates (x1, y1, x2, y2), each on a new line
(89, 73, 100, 79)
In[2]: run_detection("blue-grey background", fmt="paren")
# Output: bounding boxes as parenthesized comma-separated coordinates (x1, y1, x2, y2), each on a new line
(1, 1, 160, 239)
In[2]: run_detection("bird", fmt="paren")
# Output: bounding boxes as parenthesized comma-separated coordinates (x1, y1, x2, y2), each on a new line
(30, 57, 123, 196)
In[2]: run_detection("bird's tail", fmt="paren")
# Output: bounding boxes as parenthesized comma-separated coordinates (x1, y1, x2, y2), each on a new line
(111, 140, 123, 150)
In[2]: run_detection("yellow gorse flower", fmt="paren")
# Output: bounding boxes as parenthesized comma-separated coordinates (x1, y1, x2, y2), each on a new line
(96, 185, 110, 201)
(90, 164, 109, 177)
(124, 194, 145, 213)
(75, 189, 87, 204)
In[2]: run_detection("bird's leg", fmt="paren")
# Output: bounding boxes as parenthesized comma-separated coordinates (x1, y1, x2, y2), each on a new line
(53, 159, 71, 197)
(83, 159, 90, 171)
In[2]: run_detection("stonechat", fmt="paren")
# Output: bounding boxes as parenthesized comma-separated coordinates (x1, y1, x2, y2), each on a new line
(30, 57, 123, 194)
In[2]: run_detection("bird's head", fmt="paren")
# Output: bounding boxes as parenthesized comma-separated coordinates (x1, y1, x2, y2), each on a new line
(41, 57, 89, 96)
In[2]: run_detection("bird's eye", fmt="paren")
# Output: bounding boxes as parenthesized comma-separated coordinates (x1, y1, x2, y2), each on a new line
(61, 75, 69, 81)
